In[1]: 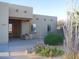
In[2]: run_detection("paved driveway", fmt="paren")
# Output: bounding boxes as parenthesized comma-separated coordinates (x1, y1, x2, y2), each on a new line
(0, 38, 62, 59)
(0, 38, 44, 52)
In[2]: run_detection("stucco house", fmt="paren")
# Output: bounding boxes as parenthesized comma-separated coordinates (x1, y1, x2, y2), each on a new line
(0, 2, 57, 44)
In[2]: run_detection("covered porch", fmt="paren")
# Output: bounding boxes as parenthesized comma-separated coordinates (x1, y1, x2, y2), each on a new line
(9, 17, 32, 41)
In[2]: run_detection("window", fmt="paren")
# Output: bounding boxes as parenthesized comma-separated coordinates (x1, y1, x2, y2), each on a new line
(24, 10, 27, 13)
(51, 19, 53, 21)
(47, 25, 51, 32)
(9, 24, 12, 33)
(44, 19, 46, 21)
(16, 9, 19, 12)
(36, 18, 39, 20)
(31, 24, 37, 33)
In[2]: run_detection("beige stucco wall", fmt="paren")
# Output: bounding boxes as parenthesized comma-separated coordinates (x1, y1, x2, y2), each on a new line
(21, 14, 57, 39)
(9, 4, 33, 19)
(32, 14, 57, 38)
(0, 2, 9, 44)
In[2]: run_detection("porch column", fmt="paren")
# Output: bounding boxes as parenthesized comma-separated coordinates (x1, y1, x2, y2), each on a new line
(0, 2, 9, 44)
(29, 19, 32, 33)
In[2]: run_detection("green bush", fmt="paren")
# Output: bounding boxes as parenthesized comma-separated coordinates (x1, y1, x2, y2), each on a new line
(44, 33, 64, 45)
(32, 44, 64, 57)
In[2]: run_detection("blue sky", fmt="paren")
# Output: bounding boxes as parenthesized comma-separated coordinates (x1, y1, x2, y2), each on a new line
(0, 0, 68, 20)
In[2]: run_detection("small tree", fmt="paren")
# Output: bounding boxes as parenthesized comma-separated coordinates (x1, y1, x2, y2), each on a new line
(63, 10, 79, 59)
(63, 0, 79, 59)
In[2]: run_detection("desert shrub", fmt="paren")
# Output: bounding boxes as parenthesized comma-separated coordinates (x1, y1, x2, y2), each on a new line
(33, 44, 45, 54)
(32, 44, 64, 57)
(44, 33, 64, 45)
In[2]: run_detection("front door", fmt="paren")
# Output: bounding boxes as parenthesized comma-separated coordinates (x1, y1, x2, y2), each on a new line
(9, 19, 21, 38)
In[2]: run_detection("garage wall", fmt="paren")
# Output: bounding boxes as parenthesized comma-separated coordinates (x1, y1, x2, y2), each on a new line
(0, 2, 9, 44)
